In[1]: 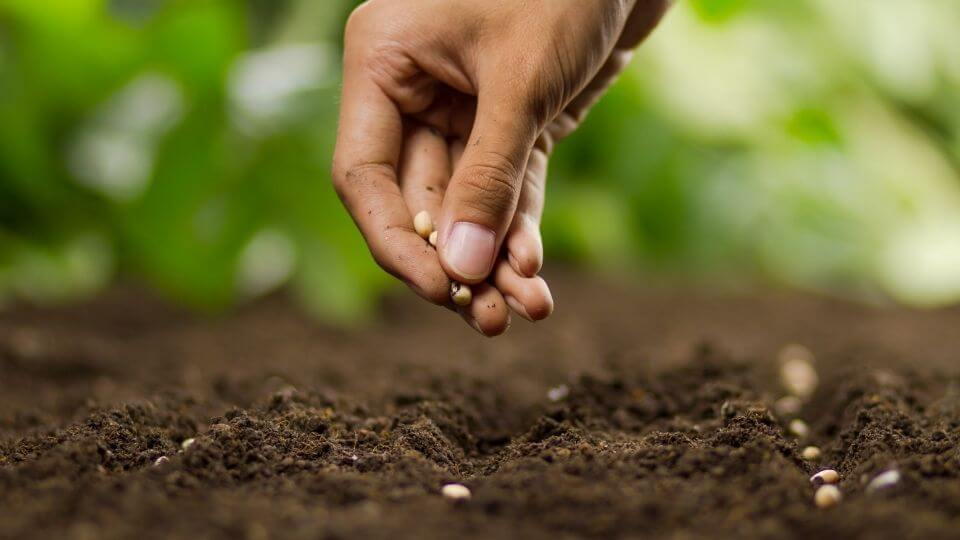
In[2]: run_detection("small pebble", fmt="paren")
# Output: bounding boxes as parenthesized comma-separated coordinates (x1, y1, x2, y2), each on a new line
(181, 438, 196, 450)
(814, 485, 842, 508)
(866, 469, 901, 494)
(450, 282, 472, 306)
(788, 419, 810, 438)
(810, 469, 840, 485)
(413, 210, 434, 239)
(153, 456, 170, 467)
(801, 446, 822, 460)
(428, 230, 438, 247)
(441, 483, 472, 501)
(547, 384, 569, 402)
(774, 396, 803, 417)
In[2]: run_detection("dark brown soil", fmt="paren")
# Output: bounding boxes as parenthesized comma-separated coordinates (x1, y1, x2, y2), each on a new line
(2, 271, 960, 539)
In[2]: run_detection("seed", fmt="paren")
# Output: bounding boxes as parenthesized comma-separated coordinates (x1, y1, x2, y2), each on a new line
(428, 230, 438, 247)
(779, 346, 818, 398)
(441, 483, 471, 501)
(788, 419, 810, 438)
(181, 438, 196, 450)
(813, 485, 842, 508)
(450, 282, 472, 306)
(153, 456, 169, 467)
(547, 384, 570, 402)
(866, 469, 900, 494)
(413, 210, 434, 239)
(810, 469, 840, 485)
(774, 396, 803, 417)
(801, 446, 822, 460)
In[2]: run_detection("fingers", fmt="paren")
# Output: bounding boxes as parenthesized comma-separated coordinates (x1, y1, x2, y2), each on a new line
(618, 0, 673, 50)
(437, 93, 539, 284)
(492, 260, 554, 322)
(505, 146, 547, 277)
(399, 124, 449, 219)
(332, 57, 449, 304)
(456, 282, 511, 337)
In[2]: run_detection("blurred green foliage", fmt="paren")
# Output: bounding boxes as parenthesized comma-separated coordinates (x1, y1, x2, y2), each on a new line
(1, 0, 959, 320)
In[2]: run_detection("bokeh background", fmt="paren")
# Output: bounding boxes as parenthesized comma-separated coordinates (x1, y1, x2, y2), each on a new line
(2, 0, 960, 322)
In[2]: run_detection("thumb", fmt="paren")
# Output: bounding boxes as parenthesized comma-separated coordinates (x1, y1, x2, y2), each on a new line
(438, 92, 538, 284)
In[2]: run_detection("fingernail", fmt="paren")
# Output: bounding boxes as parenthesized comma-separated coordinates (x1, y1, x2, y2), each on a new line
(444, 222, 496, 280)
(504, 295, 533, 322)
(469, 318, 487, 336)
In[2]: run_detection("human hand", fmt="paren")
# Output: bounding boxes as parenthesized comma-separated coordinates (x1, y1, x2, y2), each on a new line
(332, 0, 669, 335)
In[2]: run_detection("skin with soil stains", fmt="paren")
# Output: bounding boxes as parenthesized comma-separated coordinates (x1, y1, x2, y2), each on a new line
(2, 271, 960, 539)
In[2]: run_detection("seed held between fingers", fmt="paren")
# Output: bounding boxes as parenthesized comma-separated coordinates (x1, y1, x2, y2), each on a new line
(428, 230, 438, 247)
(414, 210, 434, 240)
(451, 282, 472, 306)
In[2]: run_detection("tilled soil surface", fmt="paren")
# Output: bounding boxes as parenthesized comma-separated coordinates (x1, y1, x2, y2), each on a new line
(2, 272, 960, 539)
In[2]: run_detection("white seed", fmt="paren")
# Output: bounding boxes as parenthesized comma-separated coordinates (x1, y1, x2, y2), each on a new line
(547, 384, 569, 402)
(866, 469, 901, 494)
(441, 483, 472, 501)
(814, 485, 842, 508)
(780, 356, 819, 399)
(428, 230, 438, 247)
(788, 419, 810, 438)
(413, 211, 434, 239)
(810, 469, 840, 485)
(181, 438, 196, 450)
(774, 396, 803, 417)
(450, 282, 472, 306)
(153, 456, 170, 467)
(801, 446, 822, 460)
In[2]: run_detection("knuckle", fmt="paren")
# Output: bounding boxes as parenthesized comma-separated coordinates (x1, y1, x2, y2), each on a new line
(332, 161, 396, 204)
(458, 159, 522, 216)
(330, 161, 348, 196)
(361, 43, 418, 90)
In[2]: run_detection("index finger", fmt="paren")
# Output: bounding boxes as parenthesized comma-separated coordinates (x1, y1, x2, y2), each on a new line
(332, 59, 450, 305)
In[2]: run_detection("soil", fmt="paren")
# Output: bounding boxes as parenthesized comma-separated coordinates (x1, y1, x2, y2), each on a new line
(2, 271, 960, 539)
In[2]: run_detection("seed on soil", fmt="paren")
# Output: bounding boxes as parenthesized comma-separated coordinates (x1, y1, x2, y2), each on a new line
(441, 483, 471, 501)
(801, 446, 822, 460)
(814, 485, 842, 508)
(810, 469, 840, 485)
(774, 396, 803, 417)
(779, 345, 818, 399)
(181, 438, 196, 450)
(788, 419, 810, 438)
(153, 456, 169, 467)
(547, 384, 570, 402)
(414, 211, 434, 240)
(866, 470, 901, 494)
(428, 230, 438, 247)
(450, 282, 472, 306)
